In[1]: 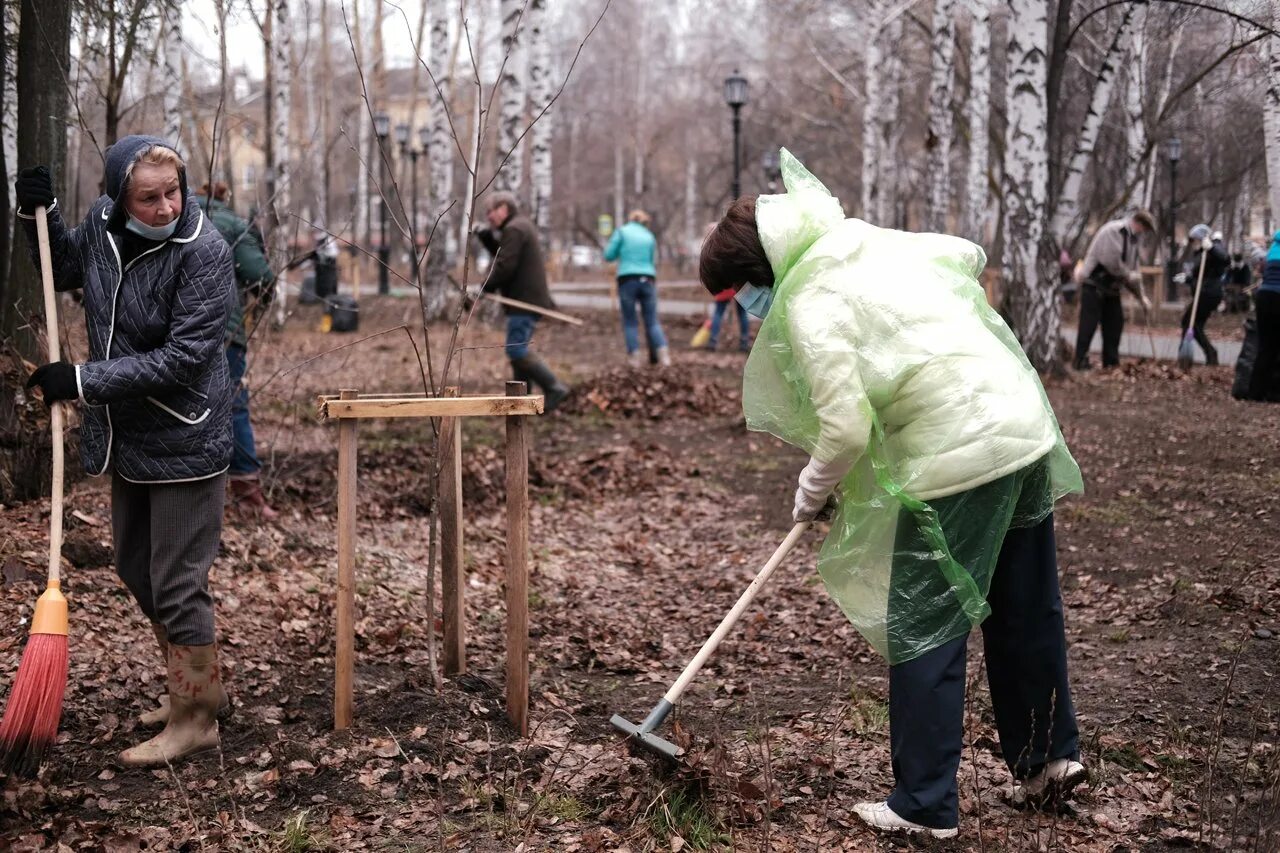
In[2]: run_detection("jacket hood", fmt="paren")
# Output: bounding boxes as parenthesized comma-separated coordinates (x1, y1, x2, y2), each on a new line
(103, 134, 189, 234)
(755, 149, 846, 286)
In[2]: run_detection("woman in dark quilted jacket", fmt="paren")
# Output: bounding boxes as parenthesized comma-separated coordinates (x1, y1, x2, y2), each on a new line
(18, 135, 236, 768)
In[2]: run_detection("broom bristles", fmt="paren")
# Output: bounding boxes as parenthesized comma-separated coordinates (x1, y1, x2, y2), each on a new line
(0, 632, 68, 777)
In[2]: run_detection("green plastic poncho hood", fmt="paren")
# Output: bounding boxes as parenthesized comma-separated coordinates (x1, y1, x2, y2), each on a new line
(743, 150, 1082, 663)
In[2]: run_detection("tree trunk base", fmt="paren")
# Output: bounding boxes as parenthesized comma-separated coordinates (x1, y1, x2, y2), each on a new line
(0, 347, 77, 504)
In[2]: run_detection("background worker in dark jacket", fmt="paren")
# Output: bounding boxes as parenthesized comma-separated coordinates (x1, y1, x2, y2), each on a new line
(1247, 231, 1280, 401)
(1073, 211, 1154, 370)
(197, 182, 277, 520)
(1180, 224, 1230, 366)
(476, 192, 570, 411)
(18, 135, 234, 768)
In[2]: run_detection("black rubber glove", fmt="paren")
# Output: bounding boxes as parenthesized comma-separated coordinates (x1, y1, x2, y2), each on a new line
(26, 362, 78, 403)
(15, 166, 55, 212)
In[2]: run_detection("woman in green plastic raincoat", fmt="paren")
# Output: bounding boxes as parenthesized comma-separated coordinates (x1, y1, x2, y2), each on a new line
(699, 151, 1087, 840)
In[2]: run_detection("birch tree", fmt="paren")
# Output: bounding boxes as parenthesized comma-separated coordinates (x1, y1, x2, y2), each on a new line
(877, 13, 905, 227)
(352, 0, 369, 250)
(0, 0, 16, 288)
(860, 1, 885, 220)
(162, 2, 181, 145)
(962, 0, 992, 244)
(925, 0, 957, 232)
(528, 0, 552, 244)
(424, 2, 452, 314)
(495, 0, 527, 196)
(1121, 2, 1148, 205)
(1050, 3, 1136, 242)
(1265, 0, 1280, 221)
(265, 0, 291, 324)
(1001, 0, 1057, 372)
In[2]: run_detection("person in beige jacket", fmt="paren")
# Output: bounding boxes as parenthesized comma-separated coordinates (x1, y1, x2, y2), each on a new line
(1073, 211, 1155, 369)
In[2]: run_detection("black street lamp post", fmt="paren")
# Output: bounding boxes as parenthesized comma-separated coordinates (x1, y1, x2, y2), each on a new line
(396, 124, 431, 267)
(723, 70, 748, 200)
(374, 111, 391, 295)
(1165, 137, 1182, 299)
(761, 149, 781, 193)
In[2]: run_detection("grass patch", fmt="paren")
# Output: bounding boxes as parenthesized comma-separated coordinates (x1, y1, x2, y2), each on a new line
(649, 786, 729, 850)
(1101, 744, 1146, 772)
(849, 686, 890, 736)
(534, 792, 592, 822)
(274, 810, 330, 852)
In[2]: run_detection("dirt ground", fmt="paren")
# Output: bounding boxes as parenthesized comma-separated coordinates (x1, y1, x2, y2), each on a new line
(0, 296, 1277, 852)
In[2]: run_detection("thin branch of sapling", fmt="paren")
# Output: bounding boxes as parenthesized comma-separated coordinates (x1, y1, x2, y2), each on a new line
(384, 0, 471, 166)
(966, 652, 987, 852)
(252, 324, 427, 400)
(1201, 627, 1250, 848)
(481, 0, 531, 143)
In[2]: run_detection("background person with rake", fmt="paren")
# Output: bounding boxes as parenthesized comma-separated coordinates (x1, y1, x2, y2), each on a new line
(17, 135, 236, 767)
(699, 150, 1087, 840)
(1072, 210, 1155, 371)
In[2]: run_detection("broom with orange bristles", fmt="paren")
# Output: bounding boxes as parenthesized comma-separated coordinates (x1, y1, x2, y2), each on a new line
(0, 205, 70, 777)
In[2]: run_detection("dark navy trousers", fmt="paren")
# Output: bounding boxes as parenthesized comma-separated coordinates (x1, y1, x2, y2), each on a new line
(885, 513, 1079, 830)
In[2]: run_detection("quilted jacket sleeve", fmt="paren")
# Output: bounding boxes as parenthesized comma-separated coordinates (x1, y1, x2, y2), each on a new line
(19, 201, 87, 292)
(79, 239, 235, 404)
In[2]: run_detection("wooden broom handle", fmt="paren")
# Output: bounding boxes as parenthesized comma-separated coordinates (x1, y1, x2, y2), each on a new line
(34, 206, 64, 585)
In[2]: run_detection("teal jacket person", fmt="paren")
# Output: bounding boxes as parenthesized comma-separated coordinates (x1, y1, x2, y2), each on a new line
(604, 220, 657, 278)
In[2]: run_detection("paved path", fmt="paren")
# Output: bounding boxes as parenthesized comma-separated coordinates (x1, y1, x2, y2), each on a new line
(548, 285, 1243, 366)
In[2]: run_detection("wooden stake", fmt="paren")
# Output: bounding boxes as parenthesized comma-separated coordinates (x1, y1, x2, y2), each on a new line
(334, 389, 358, 729)
(440, 387, 466, 675)
(504, 381, 530, 736)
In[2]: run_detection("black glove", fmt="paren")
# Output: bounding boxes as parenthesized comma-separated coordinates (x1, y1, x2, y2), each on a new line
(26, 362, 78, 403)
(15, 166, 55, 212)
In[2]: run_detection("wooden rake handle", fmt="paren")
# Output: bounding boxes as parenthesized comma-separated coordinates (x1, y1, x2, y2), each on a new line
(661, 522, 810, 706)
(34, 206, 65, 586)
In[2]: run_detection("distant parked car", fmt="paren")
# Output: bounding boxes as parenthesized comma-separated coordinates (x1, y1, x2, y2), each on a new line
(569, 244, 600, 268)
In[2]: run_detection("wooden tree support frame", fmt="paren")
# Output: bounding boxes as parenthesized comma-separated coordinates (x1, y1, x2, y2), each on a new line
(318, 385, 544, 735)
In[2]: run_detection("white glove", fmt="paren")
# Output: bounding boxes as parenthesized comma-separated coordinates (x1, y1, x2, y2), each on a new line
(1140, 294, 1151, 312)
(1173, 272, 1187, 285)
(1201, 238, 1214, 251)
(792, 456, 852, 522)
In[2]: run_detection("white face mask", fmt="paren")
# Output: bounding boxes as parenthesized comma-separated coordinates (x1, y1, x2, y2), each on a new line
(125, 212, 179, 241)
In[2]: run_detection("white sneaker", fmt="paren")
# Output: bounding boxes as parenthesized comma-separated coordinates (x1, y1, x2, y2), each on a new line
(626, 351, 642, 368)
(1011, 758, 1088, 807)
(853, 801, 958, 839)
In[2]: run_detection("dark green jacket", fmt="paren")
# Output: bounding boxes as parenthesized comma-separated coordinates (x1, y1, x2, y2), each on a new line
(477, 214, 556, 313)
(198, 196, 274, 347)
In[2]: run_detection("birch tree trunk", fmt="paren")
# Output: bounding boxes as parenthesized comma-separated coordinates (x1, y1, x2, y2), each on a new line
(1142, 22, 1184, 211)
(877, 13, 905, 228)
(861, 1, 885, 221)
(352, 0, 370, 252)
(317, 0, 332, 226)
(425, 1, 453, 317)
(1001, 0, 1058, 372)
(963, 0, 992, 243)
(1121, 2, 1148, 205)
(1265, 1, 1280, 224)
(925, 0, 957, 232)
(1050, 2, 1135, 242)
(0, 0, 17, 288)
(528, 0, 552, 245)
(495, 0, 526, 196)
(162, 2, 182, 145)
(269, 0, 292, 326)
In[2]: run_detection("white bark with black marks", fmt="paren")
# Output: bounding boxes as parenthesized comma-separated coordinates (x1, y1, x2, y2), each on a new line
(1051, 2, 1136, 241)
(163, 2, 182, 146)
(495, 0, 527, 197)
(861, 1, 885, 221)
(926, 0, 957, 232)
(878, 12, 905, 228)
(1002, 0, 1058, 372)
(963, 0, 992, 243)
(270, 0, 292, 325)
(1121, 2, 1148, 206)
(1265, 1, 1280, 224)
(528, 0, 552, 244)
(426, 1, 453, 315)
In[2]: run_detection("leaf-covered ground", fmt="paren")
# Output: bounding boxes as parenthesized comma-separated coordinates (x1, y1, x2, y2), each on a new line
(1, 299, 1277, 851)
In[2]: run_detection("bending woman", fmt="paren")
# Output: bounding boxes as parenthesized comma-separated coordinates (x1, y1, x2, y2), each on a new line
(699, 150, 1086, 840)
